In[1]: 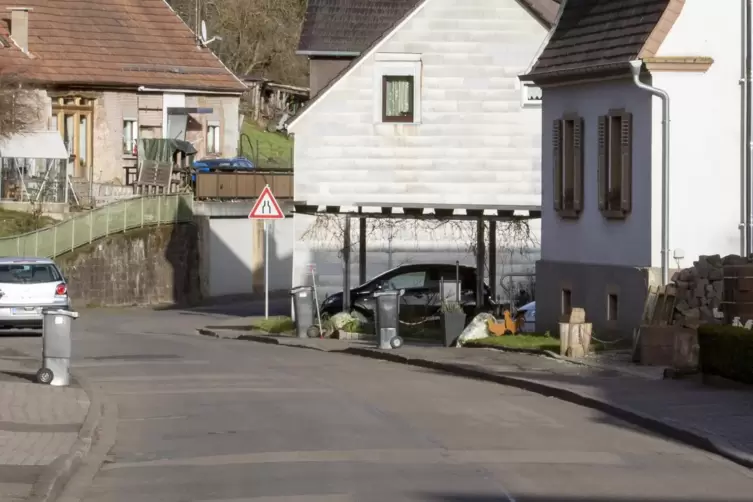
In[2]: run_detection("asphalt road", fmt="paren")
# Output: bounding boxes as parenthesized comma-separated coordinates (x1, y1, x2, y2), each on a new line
(6, 307, 753, 502)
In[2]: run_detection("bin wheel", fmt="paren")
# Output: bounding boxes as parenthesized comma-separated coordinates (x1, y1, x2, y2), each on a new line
(390, 336, 404, 349)
(36, 368, 54, 385)
(306, 325, 320, 338)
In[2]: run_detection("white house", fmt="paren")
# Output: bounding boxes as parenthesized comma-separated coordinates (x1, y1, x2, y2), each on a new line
(521, 0, 738, 336)
(287, 0, 561, 300)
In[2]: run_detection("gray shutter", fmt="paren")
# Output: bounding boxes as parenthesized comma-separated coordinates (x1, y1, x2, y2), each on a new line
(552, 119, 563, 212)
(597, 116, 607, 211)
(620, 113, 633, 213)
(573, 117, 584, 213)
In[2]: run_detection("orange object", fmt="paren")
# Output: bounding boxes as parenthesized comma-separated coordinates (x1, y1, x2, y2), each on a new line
(487, 311, 516, 336)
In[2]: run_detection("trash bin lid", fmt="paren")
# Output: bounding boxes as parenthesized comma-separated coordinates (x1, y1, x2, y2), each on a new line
(290, 286, 314, 294)
(374, 289, 401, 297)
(42, 309, 79, 319)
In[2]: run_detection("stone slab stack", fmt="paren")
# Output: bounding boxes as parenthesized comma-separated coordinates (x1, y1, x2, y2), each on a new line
(671, 254, 726, 327)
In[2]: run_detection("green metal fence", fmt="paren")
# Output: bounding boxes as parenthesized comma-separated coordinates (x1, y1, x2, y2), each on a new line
(0, 194, 195, 258)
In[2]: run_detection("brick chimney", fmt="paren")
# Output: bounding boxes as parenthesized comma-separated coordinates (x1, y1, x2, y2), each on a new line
(7, 7, 32, 54)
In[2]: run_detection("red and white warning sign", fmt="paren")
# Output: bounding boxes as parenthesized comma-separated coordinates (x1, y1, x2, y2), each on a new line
(248, 185, 284, 220)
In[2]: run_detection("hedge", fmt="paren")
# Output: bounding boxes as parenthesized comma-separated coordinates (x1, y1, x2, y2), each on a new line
(698, 324, 753, 384)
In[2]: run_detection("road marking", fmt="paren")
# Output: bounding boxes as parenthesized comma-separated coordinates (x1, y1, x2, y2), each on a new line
(194, 496, 354, 502)
(118, 415, 189, 423)
(102, 448, 625, 470)
(107, 387, 332, 396)
(93, 373, 267, 382)
(74, 360, 210, 368)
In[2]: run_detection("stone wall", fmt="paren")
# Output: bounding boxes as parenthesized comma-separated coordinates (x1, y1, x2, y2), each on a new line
(56, 223, 200, 307)
(671, 254, 728, 326)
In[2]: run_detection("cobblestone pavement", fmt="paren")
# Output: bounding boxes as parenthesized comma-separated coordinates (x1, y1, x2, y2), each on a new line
(0, 345, 89, 501)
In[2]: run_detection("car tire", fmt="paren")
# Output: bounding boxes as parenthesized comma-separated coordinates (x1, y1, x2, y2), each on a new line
(390, 336, 404, 349)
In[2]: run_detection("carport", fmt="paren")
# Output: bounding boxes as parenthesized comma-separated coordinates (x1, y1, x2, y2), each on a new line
(293, 201, 541, 312)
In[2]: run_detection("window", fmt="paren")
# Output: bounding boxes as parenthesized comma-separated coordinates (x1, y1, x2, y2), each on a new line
(0, 264, 61, 284)
(598, 111, 633, 218)
(521, 82, 542, 107)
(123, 119, 137, 155)
(374, 53, 422, 124)
(607, 293, 619, 321)
(207, 123, 220, 154)
(382, 76, 414, 122)
(561, 289, 572, 317)
(552, 115, 584, 218)
(52, 96, 94, 178)
(385, 271, 426, 290)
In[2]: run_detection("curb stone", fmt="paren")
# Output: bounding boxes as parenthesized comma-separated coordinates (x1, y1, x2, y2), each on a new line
(340, 347, 753, 470)
(28, 369, 105, 502)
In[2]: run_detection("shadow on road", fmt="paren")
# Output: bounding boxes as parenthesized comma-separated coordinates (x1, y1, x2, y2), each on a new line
(421, 495, 745, 502)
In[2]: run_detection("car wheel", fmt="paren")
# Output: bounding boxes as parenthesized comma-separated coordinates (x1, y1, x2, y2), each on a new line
(36, 368, 54, 385)
(390, 336, 404, 349)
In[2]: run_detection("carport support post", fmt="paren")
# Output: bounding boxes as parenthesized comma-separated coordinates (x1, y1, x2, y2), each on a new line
(476, 218, 485, 314)
(488, 220, 497, 301)
(358, 217, 367, 285)
(342, 215, 351, 312)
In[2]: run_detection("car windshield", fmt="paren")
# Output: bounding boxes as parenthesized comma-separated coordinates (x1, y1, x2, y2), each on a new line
(0, 264, 61, 284)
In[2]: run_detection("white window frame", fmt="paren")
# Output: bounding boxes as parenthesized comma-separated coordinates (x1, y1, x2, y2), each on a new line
(207, 121, 220, 154)
(373, 53, 422, 124)
(520, 81, 542, 108)
(123, 118, 138, 156)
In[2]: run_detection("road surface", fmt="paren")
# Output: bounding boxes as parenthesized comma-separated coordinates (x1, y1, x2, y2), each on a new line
(6, 307, 753, 502)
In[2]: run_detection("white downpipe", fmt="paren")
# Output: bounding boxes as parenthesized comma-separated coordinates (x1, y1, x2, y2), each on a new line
(629, 60, 671, 286)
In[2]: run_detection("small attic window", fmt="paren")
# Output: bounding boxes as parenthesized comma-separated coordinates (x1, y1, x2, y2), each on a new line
(522, 82, 542, 107)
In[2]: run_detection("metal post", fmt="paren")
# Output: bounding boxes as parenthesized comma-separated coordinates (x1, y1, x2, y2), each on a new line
(141, 196, 145, 227)
(34, 229, 38, 256)
(342, 215, 352, 312)
(488, 220, 497, 301)
(264, 220, 269, 319)
(53, 226, 57, 257)
(89, 211, 93, 244)
(359, 216, 367, 285)
(123, 199, 128, 231)
(70, 218, 75, 253)
(157, 196, 161, 226)
(476, 218, 485, 313)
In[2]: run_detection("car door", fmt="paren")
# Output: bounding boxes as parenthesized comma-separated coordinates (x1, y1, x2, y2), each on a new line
(381, 268, 430, 323)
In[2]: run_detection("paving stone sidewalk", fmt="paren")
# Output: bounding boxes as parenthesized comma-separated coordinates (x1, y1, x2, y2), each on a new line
(0, 347, 89, 502)
(204, 328, 753, 468)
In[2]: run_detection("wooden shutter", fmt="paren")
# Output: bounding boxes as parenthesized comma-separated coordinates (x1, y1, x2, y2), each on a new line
(572, 117, 584, 213)
(552, 119, 563, 212)
(597, 115, 607, 211)
(620, 113, 633, 213)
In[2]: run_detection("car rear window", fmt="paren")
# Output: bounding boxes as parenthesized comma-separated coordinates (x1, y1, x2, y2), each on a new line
(0, 264, 61, 284)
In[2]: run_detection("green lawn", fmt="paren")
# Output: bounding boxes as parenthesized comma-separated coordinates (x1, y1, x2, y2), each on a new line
(0, 208, 56, 238)
(240, 121, 293, 170)
(466, 333, 562, 351)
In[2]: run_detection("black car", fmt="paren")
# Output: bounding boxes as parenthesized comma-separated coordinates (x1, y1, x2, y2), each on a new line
(319, 263, 495, 323)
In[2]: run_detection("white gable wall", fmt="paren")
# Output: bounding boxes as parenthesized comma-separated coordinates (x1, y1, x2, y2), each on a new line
(289, 0, 547, 207)
(650, 0, 742, 268)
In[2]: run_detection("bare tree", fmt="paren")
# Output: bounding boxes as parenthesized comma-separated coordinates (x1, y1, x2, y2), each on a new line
(0, 70, 41, 138)
(168, 0, 308, 85)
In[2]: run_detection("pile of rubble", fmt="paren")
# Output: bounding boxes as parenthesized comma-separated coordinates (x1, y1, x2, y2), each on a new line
(671, 254, 728, 326)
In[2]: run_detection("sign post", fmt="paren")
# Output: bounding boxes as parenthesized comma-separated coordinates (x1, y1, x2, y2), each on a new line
(248, 184, 284, 319)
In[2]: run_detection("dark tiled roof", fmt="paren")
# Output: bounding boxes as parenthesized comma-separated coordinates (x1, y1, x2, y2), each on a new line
(298, 0, 562, 54)
(525, 0, 682, 82)
(0, 0, 246, 92)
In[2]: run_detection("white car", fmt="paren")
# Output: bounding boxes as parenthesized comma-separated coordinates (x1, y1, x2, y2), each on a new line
(0, 257, 70, 329)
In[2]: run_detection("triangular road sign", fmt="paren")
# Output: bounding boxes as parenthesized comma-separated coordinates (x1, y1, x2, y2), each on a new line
(248, 185, 284, 219)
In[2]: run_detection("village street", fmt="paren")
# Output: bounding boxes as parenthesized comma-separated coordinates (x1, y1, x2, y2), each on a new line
(2, 305, 753, 502)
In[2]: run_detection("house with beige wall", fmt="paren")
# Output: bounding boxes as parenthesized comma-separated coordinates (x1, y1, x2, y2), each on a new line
(0, 0, 245, 204)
